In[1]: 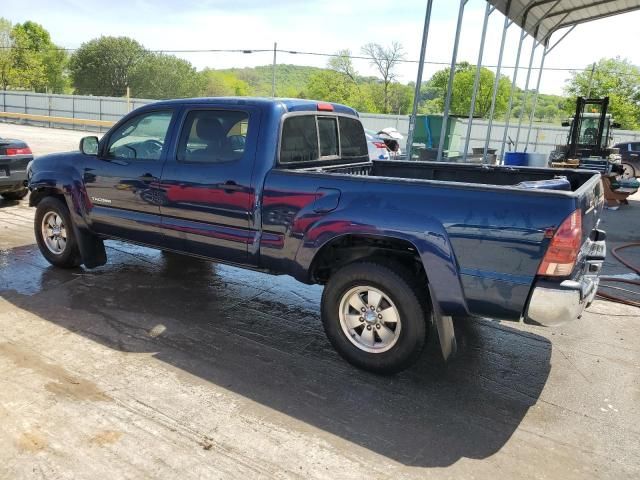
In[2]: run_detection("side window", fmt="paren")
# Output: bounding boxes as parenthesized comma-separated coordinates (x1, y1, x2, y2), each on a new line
(177, 110, 250, 163)
(107, 110, 173, 161)
(339, 117, 368, 158)
(631, 142, 640, 152)
(280, 115, 319, 164)
(318, 117, 339, 158)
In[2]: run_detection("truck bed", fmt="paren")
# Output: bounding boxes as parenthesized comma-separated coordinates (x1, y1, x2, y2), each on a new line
(299, 160, 599, 194)
(267, 159, 603, 320)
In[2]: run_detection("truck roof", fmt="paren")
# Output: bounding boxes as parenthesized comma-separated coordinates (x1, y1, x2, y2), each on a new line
(147, 97, 359, 116)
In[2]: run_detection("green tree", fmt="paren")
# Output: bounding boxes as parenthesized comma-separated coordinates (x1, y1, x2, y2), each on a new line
(42, 47, 70, 93)
(422, 63, 510, 118)
(564, 57, 640, 130)
(306, 69, 358, 105)
(69, 36, 146, 96)
(328, 49, 357, 82)
(129, 53, 203, 99)
(361, 42, 405, 113)
(541, 104, 558, 122)
(10, 21, 53, 91)
(0, 18, 13, 90)
(200, 69, 251, 97)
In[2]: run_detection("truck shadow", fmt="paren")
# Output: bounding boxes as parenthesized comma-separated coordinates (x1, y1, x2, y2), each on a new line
(2, 242, 552, 468)
(0, 198, 20, 208)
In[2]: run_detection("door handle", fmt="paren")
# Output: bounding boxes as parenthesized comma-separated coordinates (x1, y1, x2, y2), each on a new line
(221, 181, 243, 193)
(139, 173, 157, 183)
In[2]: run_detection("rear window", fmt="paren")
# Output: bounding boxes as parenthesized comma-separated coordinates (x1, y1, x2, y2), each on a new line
(279, 114, 367, 164)
(280, 115, 318, 164)
(318, 117, 338, 157)
(339, 117, 368, 157)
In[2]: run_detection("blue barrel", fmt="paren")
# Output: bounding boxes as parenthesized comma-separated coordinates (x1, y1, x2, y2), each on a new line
(504, 152, 528, 166)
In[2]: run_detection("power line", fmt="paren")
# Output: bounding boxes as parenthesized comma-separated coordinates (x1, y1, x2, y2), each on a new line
(2, 44, 640, 77)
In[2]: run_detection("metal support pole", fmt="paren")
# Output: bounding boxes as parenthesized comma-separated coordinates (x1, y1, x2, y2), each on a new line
(514, 39, 539, 150)
(483, 15, 512, 162)
(406, 0, 434, 159)
(524, 46, 547, 151)
(586, 62, 596, 97)
(271, 42, 277, 98)
(524, 25, 576, 151)
(463, 3, 494, 161)
(499, 30, 527, 160)
(437, 0, 468, 162)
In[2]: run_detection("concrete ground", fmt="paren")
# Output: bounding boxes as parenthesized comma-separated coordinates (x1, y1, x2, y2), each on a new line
(0, 123, 639, 479)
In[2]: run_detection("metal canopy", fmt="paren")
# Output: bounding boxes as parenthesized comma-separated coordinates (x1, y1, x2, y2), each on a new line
(490, 0, 640, 42)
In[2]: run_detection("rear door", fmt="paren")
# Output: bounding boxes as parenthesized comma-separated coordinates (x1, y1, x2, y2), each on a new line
(158, 106, 260, 264)
(83, 108, 176, 244)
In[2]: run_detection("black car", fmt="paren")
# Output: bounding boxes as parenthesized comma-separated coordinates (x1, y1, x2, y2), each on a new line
(0, 137, 33, 200)
(614, 141, 640, 178)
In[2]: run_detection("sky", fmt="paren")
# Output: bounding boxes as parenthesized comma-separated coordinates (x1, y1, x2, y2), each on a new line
(3, 0, 640, 96)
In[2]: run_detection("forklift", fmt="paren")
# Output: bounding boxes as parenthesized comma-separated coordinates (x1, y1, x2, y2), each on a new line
(549, 97, 638, 206)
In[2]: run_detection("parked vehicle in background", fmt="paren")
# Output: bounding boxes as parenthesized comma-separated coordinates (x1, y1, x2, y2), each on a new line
(613, 141, 640, 178)
(28, 97, 606, 374)
(365, 129, 390, 161)
(0, 137, 33, 201)
(377, 127, 403, 159)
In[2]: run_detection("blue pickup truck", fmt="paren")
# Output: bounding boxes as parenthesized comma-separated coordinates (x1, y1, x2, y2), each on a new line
(27, 98, 606, 373)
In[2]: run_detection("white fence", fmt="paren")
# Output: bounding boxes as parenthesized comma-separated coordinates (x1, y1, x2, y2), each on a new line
(2, 90, 640, 154)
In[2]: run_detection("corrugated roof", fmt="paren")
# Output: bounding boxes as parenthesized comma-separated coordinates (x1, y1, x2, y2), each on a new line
(489, 0, 640, 43)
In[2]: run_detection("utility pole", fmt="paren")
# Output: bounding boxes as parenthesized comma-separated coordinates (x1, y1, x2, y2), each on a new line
(271, 42, 277, 98)
(586, 62, 596, 97)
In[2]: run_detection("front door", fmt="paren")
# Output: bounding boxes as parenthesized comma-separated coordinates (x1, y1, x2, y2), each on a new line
(158, 107, 259, 264)
(83, 109, 176, 245)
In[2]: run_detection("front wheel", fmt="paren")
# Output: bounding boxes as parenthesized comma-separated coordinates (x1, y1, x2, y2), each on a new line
(34, 197, 81, 268)
(321, 261, 429, 374)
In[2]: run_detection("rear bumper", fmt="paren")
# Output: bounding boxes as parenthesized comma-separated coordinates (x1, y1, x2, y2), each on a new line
(525, 231, 605, 327)
(525, 276, 599, 327)
(0, 170, 28, 193)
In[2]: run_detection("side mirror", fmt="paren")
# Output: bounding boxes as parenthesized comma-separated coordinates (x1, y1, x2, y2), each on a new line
(612, 122, 621, 129)
(561, 121, 571, 127)
(80, 136, 99, 155)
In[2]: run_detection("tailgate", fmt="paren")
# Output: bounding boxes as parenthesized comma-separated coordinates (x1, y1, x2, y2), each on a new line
(576, 172, 605, 244)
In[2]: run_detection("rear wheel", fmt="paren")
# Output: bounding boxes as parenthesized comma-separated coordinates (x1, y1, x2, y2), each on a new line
(321, 261, 428, 374)
(1, 188, 28, 201)
(34, 197, 81, 268)
(621, 162, 636, 179)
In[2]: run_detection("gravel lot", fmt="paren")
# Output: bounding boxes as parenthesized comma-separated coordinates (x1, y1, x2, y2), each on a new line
(1, 123, 639, 479)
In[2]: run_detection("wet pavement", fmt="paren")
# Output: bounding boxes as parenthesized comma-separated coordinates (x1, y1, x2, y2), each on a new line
(0, 124, 639, 479)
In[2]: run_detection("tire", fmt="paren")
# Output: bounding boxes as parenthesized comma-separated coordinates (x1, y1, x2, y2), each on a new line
(34, 197, 82, 268)
(321, 261, 429, 374)
(621, 162, 636, 179)
(1, 188, 28, 201)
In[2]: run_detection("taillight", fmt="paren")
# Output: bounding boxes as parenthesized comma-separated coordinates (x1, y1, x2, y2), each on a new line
(6, 147, 32, 155)
(373, 142, 387, 149)
(538, 209, 582, 277)
(317, 102, 334, 112)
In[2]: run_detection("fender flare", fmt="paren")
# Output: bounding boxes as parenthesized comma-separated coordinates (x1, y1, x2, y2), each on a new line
(298, 213, 466, 361)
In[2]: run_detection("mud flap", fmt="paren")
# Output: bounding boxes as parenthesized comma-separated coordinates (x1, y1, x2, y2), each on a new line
(74, 225, 107, 268)
(435, 315, 457, 361)
(426, 284, 458, 361)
